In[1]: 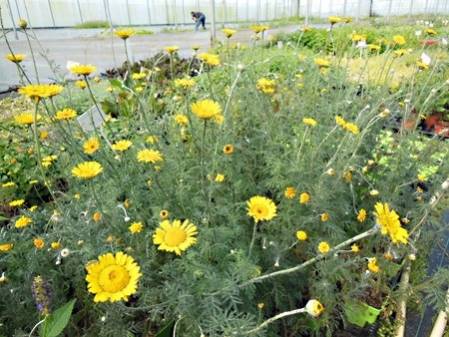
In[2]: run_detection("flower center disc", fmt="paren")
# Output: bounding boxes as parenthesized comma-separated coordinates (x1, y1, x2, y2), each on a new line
(99, 265, 130, 293)
(164, 228, 187, 247)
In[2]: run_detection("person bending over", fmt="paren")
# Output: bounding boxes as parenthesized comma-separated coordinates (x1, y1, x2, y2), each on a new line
(191, 11, 206, 31)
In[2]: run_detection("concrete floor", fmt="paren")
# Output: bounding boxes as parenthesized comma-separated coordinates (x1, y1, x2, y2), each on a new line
(0, 25, 298, 91)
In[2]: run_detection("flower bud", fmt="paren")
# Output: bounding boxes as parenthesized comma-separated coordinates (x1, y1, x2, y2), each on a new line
(305, 299, 325, 317)
(18, 19, 28, 29)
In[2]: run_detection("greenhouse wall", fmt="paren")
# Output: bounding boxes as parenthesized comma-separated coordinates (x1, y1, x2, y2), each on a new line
(0, 0, 448, 29)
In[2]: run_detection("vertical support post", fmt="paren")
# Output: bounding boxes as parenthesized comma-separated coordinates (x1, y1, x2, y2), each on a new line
(181, 0, 186, 25)
(425, 0, 429, 13)
(306, 0, 310, 25)
(387, 0, 393, 21)
(436, 0, 441, 13)
(356, 0, 361, 21)
(22, 0, 32, 26)
(318, 0, 322, 18)
(47, 0, 56, 27)
(343, 0, 347, 16)
(283, 0, 286, 17)
(256, 0, 260, 22)
(235, 0, 238, 22)
(6, 0, 18, 39)
(274, 0, 277, 19)
(103, 0, 108, 21)
(265, 0, 268, 21)
(408, 0, 413, 18)
(13, 0, 21, 19)
(210, 0, 216, 44)
(173, 0, 178, 27)
(296, 0, 300, 17)
(246, 0, 249, 21)
(76, 0, 83, 24)
(223, 0, 227, 26)
(165, 0, 170, 24)
(126, 0, 131, 26)
(146, 0, 151, 25)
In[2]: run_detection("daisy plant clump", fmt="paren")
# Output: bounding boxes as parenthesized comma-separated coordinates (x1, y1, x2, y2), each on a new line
(1, 20, 449, 337)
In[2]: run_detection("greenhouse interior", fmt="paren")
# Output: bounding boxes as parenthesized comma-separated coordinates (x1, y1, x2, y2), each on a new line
(1, 0, 449, 336)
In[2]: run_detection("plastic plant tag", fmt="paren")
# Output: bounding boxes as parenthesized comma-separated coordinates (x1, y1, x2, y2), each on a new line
(344, 301, 381, 327)
(77, 106, 105, 132)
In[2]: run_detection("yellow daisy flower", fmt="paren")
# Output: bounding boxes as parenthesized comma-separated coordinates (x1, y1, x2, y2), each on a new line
(19, 84, 63, 101)
(83, 137, 100, 155)
(115, 28, 135, 40)
(247, 196, 277, 223)
(320, 212, 330, 222)
(393, 35, 406, 45)
(6, 53, 25, 63)
(0, 243, 13, 252)
(191, 99, 222, 120)
(69, 64, 96, 76)
(33, 237, 45, 249)
(299, 192, 311, 204)
(164, 45, 179, 54)
(129, 222, 143, 234)
(15, 112, 41, 126)
(296, 230, 308, 241)
(284, 186, 297, 199)
(318, 241, 330, 254)
(222, 28, 237, 38)
(111, 140, 132, 152)
(15, 215, 32, 228)
(174, 114, 189, 126)
(153, 219, 198, 255)
(137, 149, 163, 164)
(357, 209, 367, 222)
(174, 78, 196, 89)
(92, 211, 102, 222)
(374, 202, 408, 244)
(72, 161, 103, 179)
(197, 53, 221, 66)
(55, 108, 77, 121)
(303, 117, 317, 127)
(9, 199, 25, 207)
(367, 257, 380, 273)
(85, 251, 142, 302)
(256, 78, 276, 95)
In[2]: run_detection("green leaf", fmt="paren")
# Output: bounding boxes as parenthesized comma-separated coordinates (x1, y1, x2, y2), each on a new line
(40, 299, 76, 337)
(155, 320, 174, 337)
(109, 79, 123, 88)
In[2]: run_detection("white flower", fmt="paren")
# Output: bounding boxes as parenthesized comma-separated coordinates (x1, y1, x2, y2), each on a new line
(357, 40, 367, 49)
(305, 299, 325, 317)
(421, 53, 431, 66)
(415, 30, 422, 37)
(60, 248, 70, 257)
